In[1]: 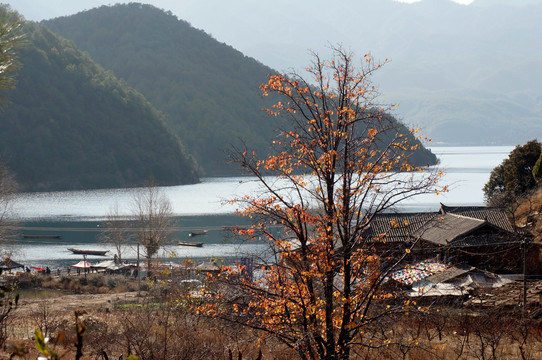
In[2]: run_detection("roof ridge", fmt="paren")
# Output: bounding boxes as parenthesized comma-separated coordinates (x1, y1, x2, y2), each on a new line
(446, 213, 486, 223)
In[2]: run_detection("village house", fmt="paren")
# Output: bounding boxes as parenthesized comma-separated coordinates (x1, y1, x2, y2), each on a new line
(366, 204, 540, 275)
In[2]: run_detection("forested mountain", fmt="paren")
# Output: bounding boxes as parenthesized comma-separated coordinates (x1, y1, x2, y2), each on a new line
(44, 3, 279, 176)
(0, 20, 199, 192)
(44, 3, 437, 175)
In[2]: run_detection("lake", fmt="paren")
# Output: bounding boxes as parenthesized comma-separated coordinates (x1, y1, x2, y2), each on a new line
(6, 146, 512, 269)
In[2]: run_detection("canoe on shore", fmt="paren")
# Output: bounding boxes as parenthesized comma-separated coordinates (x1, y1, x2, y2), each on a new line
(178, 240, 204, 247)
(68, 248, 108, 256)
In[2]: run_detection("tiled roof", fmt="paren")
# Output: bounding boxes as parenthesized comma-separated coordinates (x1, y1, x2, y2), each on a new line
(363, 212, 435, 243)
(363, 204, 521, 247)
(450, 233, 522, 247)
(439, 204, 516, 233)
(414, 213, 488, 246)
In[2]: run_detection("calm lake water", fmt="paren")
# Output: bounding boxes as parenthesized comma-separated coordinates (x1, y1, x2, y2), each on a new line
(6, 146, 513, 269)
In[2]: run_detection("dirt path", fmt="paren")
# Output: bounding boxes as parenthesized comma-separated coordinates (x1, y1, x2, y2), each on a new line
(15, 291, 143, 317)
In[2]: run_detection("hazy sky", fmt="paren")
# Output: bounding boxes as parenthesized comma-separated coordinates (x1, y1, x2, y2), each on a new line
(5, 0, 478, 22)
(397, 0, 474, 3)
(3, 0, 538, 82)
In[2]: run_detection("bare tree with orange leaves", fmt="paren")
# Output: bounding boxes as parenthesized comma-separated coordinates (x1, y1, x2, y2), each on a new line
(196, 47, 443, 360)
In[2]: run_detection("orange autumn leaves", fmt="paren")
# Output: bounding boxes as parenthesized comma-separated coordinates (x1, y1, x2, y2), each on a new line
(194, 48, 443, 359)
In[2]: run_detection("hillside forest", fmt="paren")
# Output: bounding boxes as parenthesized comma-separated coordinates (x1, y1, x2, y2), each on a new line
(0, 19, 198, 191)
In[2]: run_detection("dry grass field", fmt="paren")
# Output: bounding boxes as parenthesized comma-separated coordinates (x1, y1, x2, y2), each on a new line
(2, 273, 542, 359)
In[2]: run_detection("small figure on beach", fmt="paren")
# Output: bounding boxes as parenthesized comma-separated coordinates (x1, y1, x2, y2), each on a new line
(46, 267, 51, 275)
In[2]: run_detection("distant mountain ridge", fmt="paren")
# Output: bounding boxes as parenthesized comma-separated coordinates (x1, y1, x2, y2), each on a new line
(44, 3, 438, 175)
(0, 20, 199, 192)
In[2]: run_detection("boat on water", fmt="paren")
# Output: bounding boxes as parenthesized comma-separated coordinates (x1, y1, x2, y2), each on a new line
(68, 248, 108, 256)
(23, 234, 61, 239)
(178, 240, 204, 247)
(188, 230, 208, 237)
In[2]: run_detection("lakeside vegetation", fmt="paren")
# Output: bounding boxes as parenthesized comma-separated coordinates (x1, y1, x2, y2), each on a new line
(483, 139, 542, 242)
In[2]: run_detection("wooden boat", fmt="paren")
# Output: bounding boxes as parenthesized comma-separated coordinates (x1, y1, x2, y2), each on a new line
(23, 234, 61, 239)
(30, 266, 46, 273)
(188, 230, 208, 237)
(68, 248, 108, 256)
(178, 240, 204, 247)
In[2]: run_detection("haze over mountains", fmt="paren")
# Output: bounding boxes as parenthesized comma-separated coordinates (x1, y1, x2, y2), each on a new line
(7, 0, 540, 146)
(174, 0, 542, 146)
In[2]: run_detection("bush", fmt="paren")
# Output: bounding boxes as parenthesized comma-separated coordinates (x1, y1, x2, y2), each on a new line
(13, 272, 141, 294)
(484, 140, 541, 206)
(14, 272, 44, 289)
